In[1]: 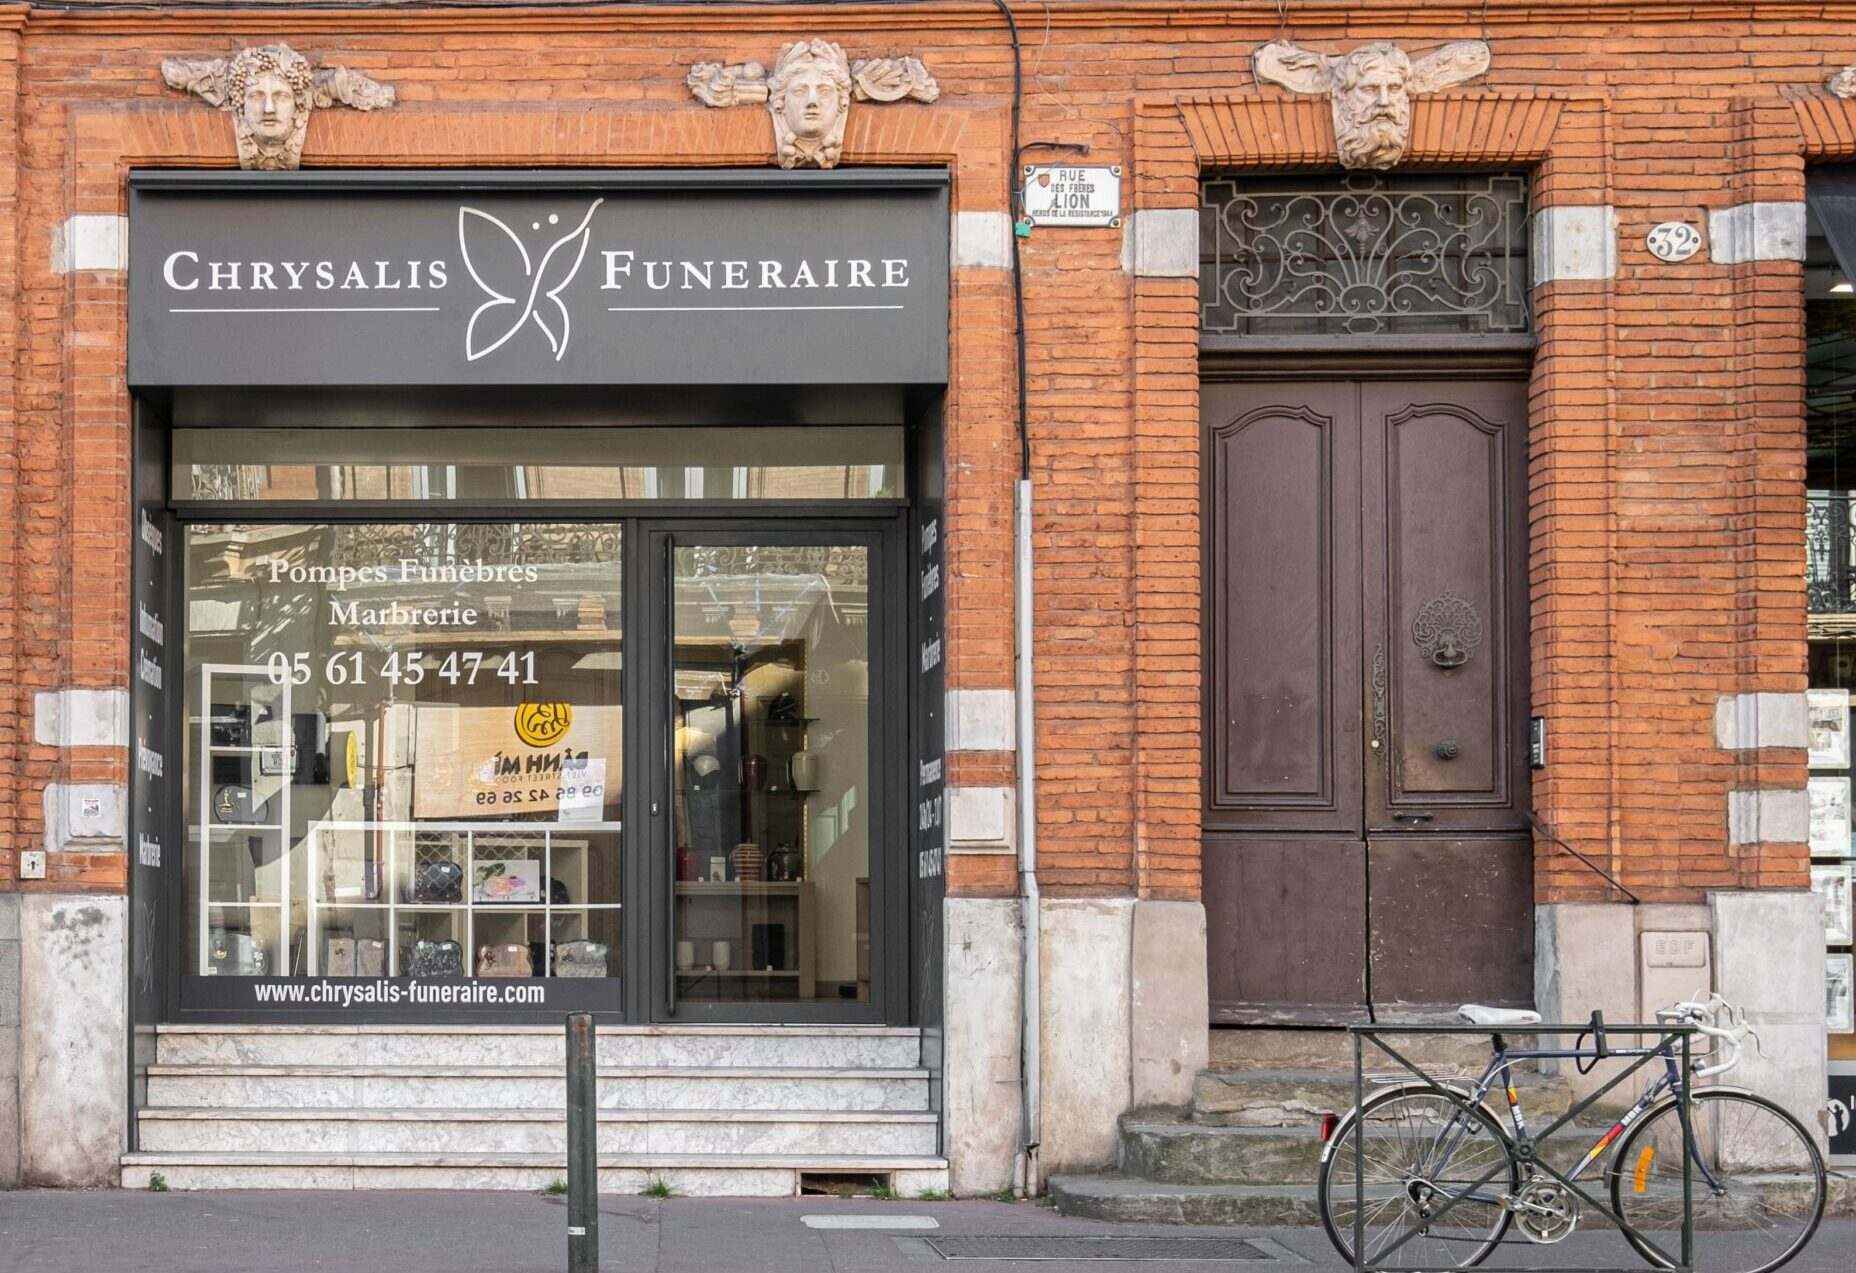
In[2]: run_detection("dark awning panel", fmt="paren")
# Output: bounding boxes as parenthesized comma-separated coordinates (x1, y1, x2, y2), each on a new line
(1809, 168, 1856, 282)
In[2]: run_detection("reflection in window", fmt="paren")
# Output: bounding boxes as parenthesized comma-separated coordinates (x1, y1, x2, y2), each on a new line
(182, 522, 623, 982)
(174, 428, 902, 502)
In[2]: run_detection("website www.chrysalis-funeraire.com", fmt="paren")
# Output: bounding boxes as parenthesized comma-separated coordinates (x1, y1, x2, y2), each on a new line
(251, 980, 548, 1008)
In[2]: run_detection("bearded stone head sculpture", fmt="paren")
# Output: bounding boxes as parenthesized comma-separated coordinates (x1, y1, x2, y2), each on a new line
(1254, 40, 1491, 170)
(162, 43, 395, 170)
(688, 39, 938, 170)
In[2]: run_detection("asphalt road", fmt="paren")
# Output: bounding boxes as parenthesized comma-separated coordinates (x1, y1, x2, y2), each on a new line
(0, 1190, 1851, 1273)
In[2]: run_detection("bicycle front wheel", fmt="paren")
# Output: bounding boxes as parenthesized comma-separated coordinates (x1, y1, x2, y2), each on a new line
(1608, 1089, 1826, 1273)
(1318, 1086, 1520, 1269)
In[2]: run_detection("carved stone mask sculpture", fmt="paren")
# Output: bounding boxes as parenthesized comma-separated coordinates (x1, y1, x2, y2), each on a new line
(162, 43, 395, 170)
(688, 39, 938, 170)
(1253, 40, 1491, 170)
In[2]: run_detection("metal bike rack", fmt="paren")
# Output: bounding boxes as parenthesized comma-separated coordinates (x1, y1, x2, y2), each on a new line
(1348, 1020, 1699, 1273)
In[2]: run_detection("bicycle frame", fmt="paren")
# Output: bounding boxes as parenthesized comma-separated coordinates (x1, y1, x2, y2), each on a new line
(1414, 1031, 1726, 1205)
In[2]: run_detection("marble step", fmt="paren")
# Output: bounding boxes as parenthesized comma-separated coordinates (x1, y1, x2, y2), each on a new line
(1189, 1068, 1574, 1127)
(1048, 1174, 1321, 1226)
(1120, 1116, 1612, 1186)
(146, 1065, 930, 1112)
(136, 1106, 939, 1156)
(120, 1151, 949, 1195)
(1209, 1027, 1501, 1074)
(155, 1024, 921, 1070)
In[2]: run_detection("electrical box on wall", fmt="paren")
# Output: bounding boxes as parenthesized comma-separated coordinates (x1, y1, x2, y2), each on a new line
(20, 850, 46, 879)
(1530, 717, 1547, 769)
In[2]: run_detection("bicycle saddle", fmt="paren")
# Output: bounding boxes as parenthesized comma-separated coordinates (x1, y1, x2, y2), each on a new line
(1458, 1004, 1542, 1026)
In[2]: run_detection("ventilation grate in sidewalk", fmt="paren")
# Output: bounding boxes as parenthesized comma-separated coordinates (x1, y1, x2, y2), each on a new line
(925, 1235, 1292, 1261)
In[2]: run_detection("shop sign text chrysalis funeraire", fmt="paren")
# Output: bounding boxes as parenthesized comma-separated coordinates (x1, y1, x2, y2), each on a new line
(129, 172, 949, 387)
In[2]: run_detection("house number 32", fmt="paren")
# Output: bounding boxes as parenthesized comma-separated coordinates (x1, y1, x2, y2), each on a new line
(1646, 221, 1702, 263)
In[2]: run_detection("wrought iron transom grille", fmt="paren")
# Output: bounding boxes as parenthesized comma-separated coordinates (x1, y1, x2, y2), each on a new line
(1200, 171, 1532, 338)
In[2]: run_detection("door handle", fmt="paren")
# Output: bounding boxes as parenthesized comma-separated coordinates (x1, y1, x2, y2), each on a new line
(1392, 812, 1433, 824)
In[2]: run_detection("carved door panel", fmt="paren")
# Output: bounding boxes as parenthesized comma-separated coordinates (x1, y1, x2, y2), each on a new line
(1203, 381, 1367, 1021)
(1361, 381, 1529, 834)
(1360, 379, 1532, 1009)
(1203, 377, 1532, 1023)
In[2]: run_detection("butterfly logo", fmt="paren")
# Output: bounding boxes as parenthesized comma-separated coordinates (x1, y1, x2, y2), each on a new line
(458, 198, 603, 362)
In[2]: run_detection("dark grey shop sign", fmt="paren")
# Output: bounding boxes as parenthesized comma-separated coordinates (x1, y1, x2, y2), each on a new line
(129, 169, 948, 387)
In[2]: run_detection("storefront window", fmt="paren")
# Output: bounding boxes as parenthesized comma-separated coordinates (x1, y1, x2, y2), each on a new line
(173, 427, 903, 502)
(1804, 202, 1856, 1061)
(182, 522, 623, 990)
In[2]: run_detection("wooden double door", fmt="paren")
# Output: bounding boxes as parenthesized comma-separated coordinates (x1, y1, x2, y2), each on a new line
(1203, 375, 1533, 1023)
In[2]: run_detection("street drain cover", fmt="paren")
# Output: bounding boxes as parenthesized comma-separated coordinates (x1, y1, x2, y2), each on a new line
(925, 1235, 1290, 1261)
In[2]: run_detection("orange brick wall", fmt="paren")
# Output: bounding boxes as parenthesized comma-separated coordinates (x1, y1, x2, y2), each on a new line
(0, 2, 1847, 910)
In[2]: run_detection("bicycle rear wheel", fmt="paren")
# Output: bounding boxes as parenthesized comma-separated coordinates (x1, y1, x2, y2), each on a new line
(1318, 1086, 1520, 1269)
(1608, 1089, 1826, 1273)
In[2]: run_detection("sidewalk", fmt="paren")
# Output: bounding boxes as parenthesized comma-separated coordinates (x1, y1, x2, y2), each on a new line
(1, 1191, 1853, 1273)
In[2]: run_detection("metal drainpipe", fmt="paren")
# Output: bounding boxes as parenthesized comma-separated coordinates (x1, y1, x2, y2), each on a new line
(1015, 477, 1042, 1197)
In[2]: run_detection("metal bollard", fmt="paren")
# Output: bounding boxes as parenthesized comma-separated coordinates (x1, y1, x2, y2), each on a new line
(567, 1012, 599, 1273)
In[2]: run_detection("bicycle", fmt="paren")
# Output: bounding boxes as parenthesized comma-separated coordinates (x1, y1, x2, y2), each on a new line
(1315, 996, 1827, 1273)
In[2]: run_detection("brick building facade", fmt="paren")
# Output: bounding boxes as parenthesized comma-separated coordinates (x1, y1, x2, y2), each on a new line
(0, 0, 1847, 1193)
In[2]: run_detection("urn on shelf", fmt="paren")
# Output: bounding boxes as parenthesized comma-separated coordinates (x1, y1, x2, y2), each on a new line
(790, 748, 822, 792)
(732, 841, 764, 882)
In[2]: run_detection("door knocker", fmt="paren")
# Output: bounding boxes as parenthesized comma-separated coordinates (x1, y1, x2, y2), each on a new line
(1411, 592, 1482, 669)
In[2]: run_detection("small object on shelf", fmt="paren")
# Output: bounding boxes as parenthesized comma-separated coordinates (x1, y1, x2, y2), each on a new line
(707, 855, 728, 883)
(732, 841, 764, 882)
(712, 940, 733, 972)
(676, 844, 696, 882)
(408, 939, 464, 978)
(473, 860, 543, 903)
(412, 861, 464, 904)
(765, 692, 801, 725)
(324, 934, 358, 976)
(475, 943, 535, 977)
(556, 941, 609, 978)
(743, 753, 768, 790)
(790, 749, 821, 792)
(207, 929, 268, 976)
(551, 877, 571, 905)
(768, 844, 803, 882)
(676, 940, 696, 970)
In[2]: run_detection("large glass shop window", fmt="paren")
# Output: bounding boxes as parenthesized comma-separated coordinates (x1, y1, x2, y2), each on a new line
(1806, 213, 1856, 1065)
(182, 523, 623, 984)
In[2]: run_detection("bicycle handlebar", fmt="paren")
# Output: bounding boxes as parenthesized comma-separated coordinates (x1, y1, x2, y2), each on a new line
(1655, 993, 1758, 1079)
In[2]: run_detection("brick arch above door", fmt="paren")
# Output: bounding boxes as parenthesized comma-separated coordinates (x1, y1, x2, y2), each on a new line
(1125, 88, 1611, 908)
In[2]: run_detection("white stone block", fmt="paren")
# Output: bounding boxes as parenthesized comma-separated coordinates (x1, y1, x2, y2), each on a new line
(51, 214, 128, 274)
(42, 782, 127, 853)
(952, 211, 1013, 270)
(1709, 890, 1826, 1141)
(1128, 208, 1199, 278)
(20, 895, 127, 1186)
(942, 897, 1023, 1196)
(1726, 788, 1809, 846)
(1531, 205, 1618, 282)
(948, 688, 1015, 753)
(1535, 902, 1638, 1101)
(1130, 899, 1207, 1109)
(1714, 691, 1809, 750)
(947, 786, 1014, 848)
(1040, 897, 1134, 1171)
(32, 687, 129, 749)
(1708, 201, 1806, 264)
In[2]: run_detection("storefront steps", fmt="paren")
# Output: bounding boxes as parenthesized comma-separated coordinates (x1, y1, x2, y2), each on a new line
(122, 1025, 947, 1194)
